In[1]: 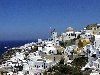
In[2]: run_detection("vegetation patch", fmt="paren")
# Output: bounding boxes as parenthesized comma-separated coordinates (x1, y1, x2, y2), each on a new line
(44, 57, 89, 75)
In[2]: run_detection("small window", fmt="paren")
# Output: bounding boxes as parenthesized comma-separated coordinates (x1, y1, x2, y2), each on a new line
(42, 65, 43, 67)
(98, 64, 99, 68)
(35, 65, 36, 67)
(37, 65, 38, 68)
(27, 71, 29, 74)
(46, 66, 47, 68)
(99, 51, 100, 54)
(54, 57, 55, 61)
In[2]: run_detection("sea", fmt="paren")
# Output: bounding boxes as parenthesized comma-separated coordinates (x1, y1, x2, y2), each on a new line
(0, 40, 37, 55)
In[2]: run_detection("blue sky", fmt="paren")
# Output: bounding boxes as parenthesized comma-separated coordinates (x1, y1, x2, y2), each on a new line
(0, 0, 100, 40)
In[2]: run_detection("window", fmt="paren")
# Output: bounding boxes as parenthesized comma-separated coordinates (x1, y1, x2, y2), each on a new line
(44, 63, 45, 69)
(71, 33, 74, 36)
(56, 40, 58, 41)
(99, 32, 100, 34)
(98, 64, 99, 68)
(37, 65, 38, 68)
(95, 42, 96, 47)
(42, 65, 43, 67)
(27, 71, 29, 74)
(75, 34, 76, 37)
(54, 57, 55, 61)
(46, 66, 47, 68)
(35, 65, 36, 67)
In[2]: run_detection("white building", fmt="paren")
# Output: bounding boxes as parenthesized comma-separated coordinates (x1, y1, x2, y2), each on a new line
(61, 27, 81, 42)
(81, 44, 100, 71)
(94, 35, 100, 49)
(38, 39, 42, 44)
(51, 31, 57, 41)
(7, 72, 13, 75)
(51, 31, 59, 46)
(80, 32, 92, 40)
(64, 45, 77, 60)
(28, 52, 53, 75)
(42, 41, 57, 55)
(92, 58, 100, 70)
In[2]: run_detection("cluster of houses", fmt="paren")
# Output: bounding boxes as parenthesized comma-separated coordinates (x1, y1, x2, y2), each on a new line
(1, 23, 100, 75)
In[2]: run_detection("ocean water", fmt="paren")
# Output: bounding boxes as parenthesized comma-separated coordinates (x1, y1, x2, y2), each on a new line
(0, 40, 37, 55)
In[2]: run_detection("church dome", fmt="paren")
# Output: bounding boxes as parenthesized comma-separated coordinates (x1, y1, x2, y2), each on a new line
(66, 27, 74, 32)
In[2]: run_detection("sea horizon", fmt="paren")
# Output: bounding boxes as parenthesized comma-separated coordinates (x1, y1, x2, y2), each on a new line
(0, 39, 37, 55)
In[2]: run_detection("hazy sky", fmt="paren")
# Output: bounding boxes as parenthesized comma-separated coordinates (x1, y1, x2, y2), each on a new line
(0, 0, 100, 40)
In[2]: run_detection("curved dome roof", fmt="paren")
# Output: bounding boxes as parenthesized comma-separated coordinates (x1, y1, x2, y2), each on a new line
(66, 27, 74, 32)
